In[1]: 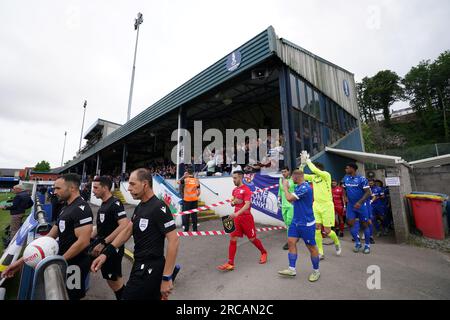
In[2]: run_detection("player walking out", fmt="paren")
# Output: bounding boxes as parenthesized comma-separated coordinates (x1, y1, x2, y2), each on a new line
(299, 151, 341, 259)
(370, 179, 386, 237)
(278, 166, 295, 250)
(342, 163, 372, 254)
(217, 171, 267, 271)
(332, 180, 346, 237)
(278, 169, 321, 282)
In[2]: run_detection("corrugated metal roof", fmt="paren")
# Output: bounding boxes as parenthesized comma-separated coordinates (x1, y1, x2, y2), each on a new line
(0, 168, 21, 177)
(325, 147, 409, 167)
(274, 38, 359, 118)
(410, 154, 450, 168)
(84, 118, 122, 139)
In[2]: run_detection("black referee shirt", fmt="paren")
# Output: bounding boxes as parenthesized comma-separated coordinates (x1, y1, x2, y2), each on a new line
(132, 195, 176, 261)
(96, 196, 127, 239)
(57, 196, 93, 256)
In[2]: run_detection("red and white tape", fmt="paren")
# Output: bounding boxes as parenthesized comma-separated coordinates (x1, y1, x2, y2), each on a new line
(177, 226, 286, 237)
(173, 184, 279, 217)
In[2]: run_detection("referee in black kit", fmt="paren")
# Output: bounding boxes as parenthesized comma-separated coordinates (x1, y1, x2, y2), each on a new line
(91, 168, 180, 300)
(1, 173, 93, 300)
(90, 176, 129, 300)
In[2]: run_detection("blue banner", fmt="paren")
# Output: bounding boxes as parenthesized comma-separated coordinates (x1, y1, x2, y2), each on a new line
(243, 173, 283, 221)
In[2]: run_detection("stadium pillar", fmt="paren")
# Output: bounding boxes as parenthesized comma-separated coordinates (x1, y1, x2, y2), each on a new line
(95, 153, 101, 176)
(278, 65, 296, 171)
(386, 164, 412, 243)
(82, 162, 87, 183)
(121, 144, 127, 180)
(176, 106, 187, 181)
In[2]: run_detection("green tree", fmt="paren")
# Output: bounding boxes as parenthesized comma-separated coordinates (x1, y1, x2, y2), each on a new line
(403, 60, 433, 112)
(403, 51, 450, 141)
(431, 51, 450, 140)
(365, 70, 404, 126)
(361, 123, 376, 152)
(34, 160, 51, 172)
(357, 77, 376, 123)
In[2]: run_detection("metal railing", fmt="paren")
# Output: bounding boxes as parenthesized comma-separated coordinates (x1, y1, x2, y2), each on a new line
(31, 256, 68, 300)
(383, 143, 450, 162)
(34, 198, 52, 235)
(18, 192, 69, 300)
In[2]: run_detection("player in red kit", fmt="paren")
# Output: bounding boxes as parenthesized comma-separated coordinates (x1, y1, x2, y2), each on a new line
(332, 179, 346, 237)
(217, 171, 268, 271)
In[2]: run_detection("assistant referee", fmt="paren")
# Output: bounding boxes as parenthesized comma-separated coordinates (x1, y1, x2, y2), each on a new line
(90, 175, 129, 300)
(91, 168, 179, 300)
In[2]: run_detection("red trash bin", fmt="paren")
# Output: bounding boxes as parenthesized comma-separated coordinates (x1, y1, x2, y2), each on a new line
(406, 194, 447, 240)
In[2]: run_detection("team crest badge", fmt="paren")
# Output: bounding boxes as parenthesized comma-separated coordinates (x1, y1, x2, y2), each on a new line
(222, 215, 236, 233)
(244, 173, 255, 185)
(59, 220, 66, 233)
(139, 218, 149, 231)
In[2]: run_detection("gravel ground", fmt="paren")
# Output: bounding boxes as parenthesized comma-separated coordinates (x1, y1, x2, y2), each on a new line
(407, 234, 450, 253)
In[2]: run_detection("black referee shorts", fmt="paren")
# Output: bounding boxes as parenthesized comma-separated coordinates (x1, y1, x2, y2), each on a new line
(66, 253, 92, 300)
(101, 245, 124, 281)
(122, 256, 165, 300)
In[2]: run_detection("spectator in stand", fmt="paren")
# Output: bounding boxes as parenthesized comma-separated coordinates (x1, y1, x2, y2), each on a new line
(231, 161, 242, 174)
(204, 156, 216, 176)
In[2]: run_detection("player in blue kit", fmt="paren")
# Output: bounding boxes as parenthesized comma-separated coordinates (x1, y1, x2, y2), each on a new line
(342, 163, 372, 254)
(277, 169, 320, 282)
(372, 180, 388, 236)
(365, 195, 375, 244)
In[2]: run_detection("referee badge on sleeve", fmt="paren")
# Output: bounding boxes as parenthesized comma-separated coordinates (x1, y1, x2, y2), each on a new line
(222, 215, 235, 233)
(164, 220, 175, 229)
(139, 218, 149, 231)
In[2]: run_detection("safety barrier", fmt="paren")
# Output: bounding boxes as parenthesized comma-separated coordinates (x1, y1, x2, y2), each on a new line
(0, 191, 69, 300)
(31, 256, 68, 300)
(173, 184, 279, 216)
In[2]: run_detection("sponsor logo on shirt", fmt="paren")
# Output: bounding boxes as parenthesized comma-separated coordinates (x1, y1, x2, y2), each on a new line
(345, 183, 360, 187)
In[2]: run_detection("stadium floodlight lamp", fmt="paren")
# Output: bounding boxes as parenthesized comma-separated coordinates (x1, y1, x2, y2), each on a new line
(134, 12, 143, 30)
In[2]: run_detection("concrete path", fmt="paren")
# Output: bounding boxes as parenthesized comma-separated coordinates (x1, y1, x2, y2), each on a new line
(85, 204, 450, 300)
